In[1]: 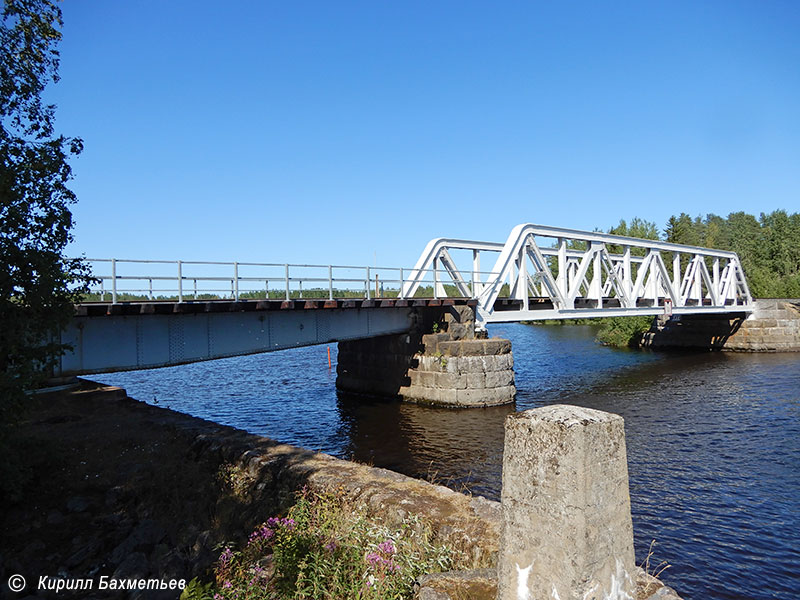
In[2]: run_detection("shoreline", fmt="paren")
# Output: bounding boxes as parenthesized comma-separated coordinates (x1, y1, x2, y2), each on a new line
(1, 379, 679, 599)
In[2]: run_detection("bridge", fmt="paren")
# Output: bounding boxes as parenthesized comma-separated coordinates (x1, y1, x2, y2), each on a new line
(59, 223, 752, 380)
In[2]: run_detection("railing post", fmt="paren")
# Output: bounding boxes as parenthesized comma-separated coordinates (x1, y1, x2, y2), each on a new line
(366, 266, 371, 300)
(193, 279, 197, 300)
(328, 265, 333, 300)
(149, 278, 153, 300)
(177, 260, 183, 302)
(111, 258, 117, 304)
(234, 262, 239, 301)
(285, 264, 290, 301)
(399, 267, 404, 298)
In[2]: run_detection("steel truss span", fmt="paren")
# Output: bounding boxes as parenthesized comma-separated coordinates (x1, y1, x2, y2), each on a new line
(399, 223, 753, 326)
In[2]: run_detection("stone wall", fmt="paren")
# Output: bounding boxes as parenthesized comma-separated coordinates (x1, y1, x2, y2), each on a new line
(640, 299, 800, 352)
(336, 305, 516, 407)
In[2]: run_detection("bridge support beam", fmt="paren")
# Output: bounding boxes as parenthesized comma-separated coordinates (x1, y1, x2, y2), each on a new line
(336, 306, 516, 407)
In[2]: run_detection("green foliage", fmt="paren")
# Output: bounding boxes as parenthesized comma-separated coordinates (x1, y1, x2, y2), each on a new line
(1, 0, 92, 407)
(607, 218, 660, 256)
(664, 210, 800, 298)
(595, 316, 654, 348)
(211, 487, 456, 599)
(1, 0, 92, 503)
(180, 579, 216, 600)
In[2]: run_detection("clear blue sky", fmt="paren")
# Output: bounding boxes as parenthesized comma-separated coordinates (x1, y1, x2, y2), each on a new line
(52, 1, 799, 268)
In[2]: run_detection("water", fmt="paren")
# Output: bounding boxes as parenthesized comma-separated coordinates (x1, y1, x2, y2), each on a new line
(98, 323, 800, 600)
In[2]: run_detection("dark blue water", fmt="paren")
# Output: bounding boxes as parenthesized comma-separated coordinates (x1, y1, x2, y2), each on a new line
(98, 323, 800, 600)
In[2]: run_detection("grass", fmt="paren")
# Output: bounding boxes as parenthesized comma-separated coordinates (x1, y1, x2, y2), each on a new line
(638, 539, 672, 598)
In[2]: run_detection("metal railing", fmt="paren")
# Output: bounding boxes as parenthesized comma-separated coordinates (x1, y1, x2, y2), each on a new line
(83, 258, 498, 304)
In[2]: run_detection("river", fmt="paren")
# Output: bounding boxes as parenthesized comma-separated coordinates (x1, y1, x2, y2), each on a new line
(97, 323, 800, 600)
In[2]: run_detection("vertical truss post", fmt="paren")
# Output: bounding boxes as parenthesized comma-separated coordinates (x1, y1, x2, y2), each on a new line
(590, 244, 603, 306)
(648, 253, 659, 302)
(434, 257, 445, 298)
(556, 238, 567, 298)
(234, 262, 239, 301)
(622, 246, 631, 301)
(713, 258, 720, 301)
(673, 253, 681, 301)
(516, 243, 529, 311)
(472, 249, 481, 297)
(692, 256, 702, 302)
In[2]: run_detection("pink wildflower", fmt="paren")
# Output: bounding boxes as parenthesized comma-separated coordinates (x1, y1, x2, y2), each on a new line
(377, 540, 396, 555)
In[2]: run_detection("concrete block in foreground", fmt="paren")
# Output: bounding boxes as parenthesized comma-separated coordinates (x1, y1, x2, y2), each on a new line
(498, 404, 635, 600)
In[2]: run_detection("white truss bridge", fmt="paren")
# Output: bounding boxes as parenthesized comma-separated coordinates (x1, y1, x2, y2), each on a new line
(82, 223, 753, 329)
(66, 223, 753, 374)
(401, 223, 753, 326)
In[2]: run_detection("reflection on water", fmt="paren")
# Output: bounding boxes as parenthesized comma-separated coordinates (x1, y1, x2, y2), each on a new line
(99, 324, 800, 600)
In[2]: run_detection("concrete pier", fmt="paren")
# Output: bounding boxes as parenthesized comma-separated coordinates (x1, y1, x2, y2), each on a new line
(497, 405, 635, 600)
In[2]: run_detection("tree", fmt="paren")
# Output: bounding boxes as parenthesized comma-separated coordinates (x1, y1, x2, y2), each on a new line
(1, 0, 91, 415)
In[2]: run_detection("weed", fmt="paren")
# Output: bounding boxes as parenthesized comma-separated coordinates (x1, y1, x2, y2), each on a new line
(638, 539, 671, 597)
(209, 487, 457, 599)
(218, 463, 255, 500)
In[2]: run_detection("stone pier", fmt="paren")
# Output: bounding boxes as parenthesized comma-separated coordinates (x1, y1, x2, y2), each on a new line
(497, 405, 635, 600)
(336, 305, 516, 407)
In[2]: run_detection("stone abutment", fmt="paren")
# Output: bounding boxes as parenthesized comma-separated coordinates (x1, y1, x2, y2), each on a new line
(640, 299, 800, 352)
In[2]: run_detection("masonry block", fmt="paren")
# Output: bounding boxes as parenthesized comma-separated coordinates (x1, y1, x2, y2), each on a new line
(498, 405, 635, 600)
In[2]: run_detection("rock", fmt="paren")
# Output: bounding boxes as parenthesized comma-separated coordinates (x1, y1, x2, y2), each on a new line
(23, 541, 46, 556)
(416, 569, 497, 600)
(112, 551, 149, 580)
(647, 585, 683, 600)
(46, 510, 65, 525)
(191, 529, 217, 567)
(110, 519, 166, 565)
(66, 496, 91, 513)
(418, 588, 451, 600)
(65, 539, 100, 568)
(105, 485, 127, 507)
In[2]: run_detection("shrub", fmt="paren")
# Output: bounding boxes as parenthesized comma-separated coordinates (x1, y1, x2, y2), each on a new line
(595, 316, 654, 348)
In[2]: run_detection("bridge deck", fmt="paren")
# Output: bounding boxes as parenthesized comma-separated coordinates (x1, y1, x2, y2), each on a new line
(73, 297, 477, 317)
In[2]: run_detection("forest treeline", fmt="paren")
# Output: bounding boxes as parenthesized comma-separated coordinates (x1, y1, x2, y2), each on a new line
(607, 210, 800, 298)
